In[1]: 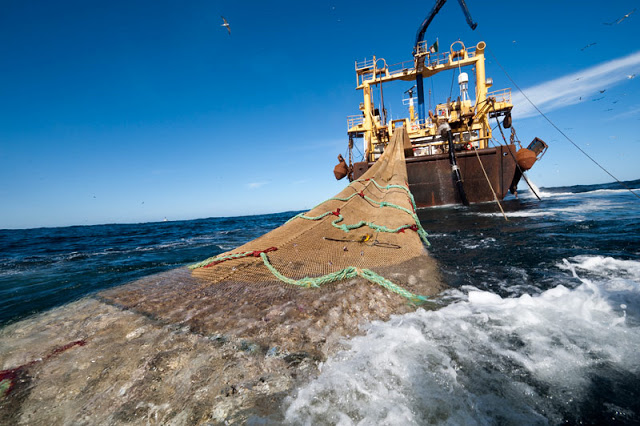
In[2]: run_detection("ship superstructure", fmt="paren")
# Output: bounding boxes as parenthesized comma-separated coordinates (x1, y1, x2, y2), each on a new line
(348, 40, 512, 161)
(333, 0, 547, 207)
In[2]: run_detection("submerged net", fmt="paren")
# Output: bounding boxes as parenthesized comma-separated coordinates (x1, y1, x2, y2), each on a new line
(98, 128, 444, 344)
(99, 128, 443, 344)
(0, 128, 445, 424)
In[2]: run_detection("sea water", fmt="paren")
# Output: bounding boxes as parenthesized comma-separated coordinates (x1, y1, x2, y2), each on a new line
(1, 180, 639, 423)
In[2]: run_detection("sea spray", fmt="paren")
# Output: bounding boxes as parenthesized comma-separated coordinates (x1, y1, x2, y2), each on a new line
(284, 256, 640, 424)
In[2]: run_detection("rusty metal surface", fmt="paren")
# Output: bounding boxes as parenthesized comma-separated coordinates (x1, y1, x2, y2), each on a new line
(353, 145, 518, 207)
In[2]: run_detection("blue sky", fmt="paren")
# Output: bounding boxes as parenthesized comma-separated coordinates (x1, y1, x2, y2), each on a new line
(1, 0, 639, 229)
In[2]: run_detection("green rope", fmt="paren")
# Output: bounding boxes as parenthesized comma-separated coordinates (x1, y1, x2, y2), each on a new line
(188, 247, 277, 269)
(284, 193, 360, 224)
(260, 253, 428, 304)
(290, 198, 429, 246)
(353, 178, 419, 212)
(357, 193, 429, 244)
(190, 178, 432, 304)
(285, 178, 418, 224)
(331, 217, 414, 235)
(189, 252, 249, 269)
(285, 178, 430, 245)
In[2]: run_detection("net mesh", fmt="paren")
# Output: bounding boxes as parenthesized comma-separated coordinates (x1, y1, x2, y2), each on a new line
(99, 128, 444, 350)
(0, 129, 445, 424)
(191, 128, 431, 297)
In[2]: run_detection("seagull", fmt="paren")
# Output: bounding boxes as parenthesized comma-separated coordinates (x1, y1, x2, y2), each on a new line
(580, 42, 596, 51)
(221, 16, 231, 35)
(628, 74, 636, 79)
(604, 9, 635, 25)
(599, 89, 606, 93)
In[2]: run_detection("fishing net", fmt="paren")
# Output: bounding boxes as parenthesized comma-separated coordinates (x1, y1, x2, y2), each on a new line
(190, 127, 433, 301)
(0, 128, 445, 424)
(100, 128, 442, 336)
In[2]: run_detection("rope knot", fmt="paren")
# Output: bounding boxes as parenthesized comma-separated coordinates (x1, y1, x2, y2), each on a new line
(332, 208, 341, 216)
(301, 279, 319, 288)
(358, 191, 365, 198)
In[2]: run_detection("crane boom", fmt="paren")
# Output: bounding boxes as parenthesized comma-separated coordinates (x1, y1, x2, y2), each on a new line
(413, 0, 477, 123)
(414, 0, 477, 50)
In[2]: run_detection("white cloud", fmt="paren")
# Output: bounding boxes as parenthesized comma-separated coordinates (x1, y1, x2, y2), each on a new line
(511, 50, 640, 119)
(246, 181, 268, 189)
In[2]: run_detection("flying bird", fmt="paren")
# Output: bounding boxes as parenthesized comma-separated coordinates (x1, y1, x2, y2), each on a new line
(604, 9, 635, 25)
(580, 42, 596, 51)
(628, 74, 636, 79)
(221, 16, 231, 35)
(599, 89, 606, 93)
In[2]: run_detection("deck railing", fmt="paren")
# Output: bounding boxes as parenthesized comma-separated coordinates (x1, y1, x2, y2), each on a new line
(386, 59, 415, 76)
(355, 57, 375, 71)
(347, 114, 364, 129)
(487, 88, 512, 104)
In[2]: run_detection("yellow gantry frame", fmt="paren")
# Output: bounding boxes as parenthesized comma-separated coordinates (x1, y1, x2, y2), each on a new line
(350, 41, 512, 161)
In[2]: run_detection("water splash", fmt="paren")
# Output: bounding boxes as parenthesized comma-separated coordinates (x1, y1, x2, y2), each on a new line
(284, 256, 640, 424)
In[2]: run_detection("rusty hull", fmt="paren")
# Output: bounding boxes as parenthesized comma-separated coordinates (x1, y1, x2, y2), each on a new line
(353, 145, 518, 207)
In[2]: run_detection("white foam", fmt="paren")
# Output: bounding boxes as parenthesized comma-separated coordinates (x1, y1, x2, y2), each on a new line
(529, 187, 638, 200)
(462, 237, 496, 249)
(587, 188, 639, 196)
(473, 211, 550, 218)
(284, 255, 640, 424)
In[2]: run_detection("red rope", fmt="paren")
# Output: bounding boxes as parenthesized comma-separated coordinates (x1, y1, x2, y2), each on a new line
(0, 339, 86, 397)
(250, 247, 278, 257)
(397, 224, 419, 233)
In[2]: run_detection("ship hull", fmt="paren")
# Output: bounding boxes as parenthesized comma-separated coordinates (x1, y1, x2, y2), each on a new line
(353, 145, 518, 207)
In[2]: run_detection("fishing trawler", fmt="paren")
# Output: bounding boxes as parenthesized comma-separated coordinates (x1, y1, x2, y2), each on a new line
(333, 0, 547, 207)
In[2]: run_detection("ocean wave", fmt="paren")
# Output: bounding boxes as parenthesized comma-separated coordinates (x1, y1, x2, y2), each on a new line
(284, 256, 640, 424)
(472, 210, 551, 218)
(525, 187, 640, 201)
